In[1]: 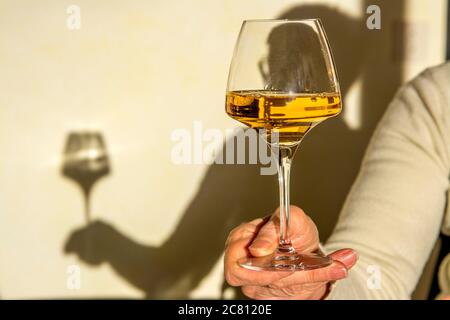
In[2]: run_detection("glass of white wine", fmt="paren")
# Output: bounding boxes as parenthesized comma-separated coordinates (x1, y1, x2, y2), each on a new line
(226, 19, 342, 271)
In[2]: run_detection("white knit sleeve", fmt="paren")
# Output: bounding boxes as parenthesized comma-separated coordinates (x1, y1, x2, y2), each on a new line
(324, 63, 450, 299)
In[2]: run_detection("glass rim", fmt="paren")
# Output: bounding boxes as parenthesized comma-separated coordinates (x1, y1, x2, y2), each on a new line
(242, 18, 322, 23)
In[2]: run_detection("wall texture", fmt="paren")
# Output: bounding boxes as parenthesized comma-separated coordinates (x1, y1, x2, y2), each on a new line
(0, 0, 447, 298)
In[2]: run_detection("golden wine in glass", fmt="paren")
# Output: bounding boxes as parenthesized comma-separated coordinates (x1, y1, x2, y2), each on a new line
(225, 19, 342, 271)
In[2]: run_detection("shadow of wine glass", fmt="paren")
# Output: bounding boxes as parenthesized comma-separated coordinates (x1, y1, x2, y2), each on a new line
(62, 132, 110, 223)
(64, 131, 278, 298)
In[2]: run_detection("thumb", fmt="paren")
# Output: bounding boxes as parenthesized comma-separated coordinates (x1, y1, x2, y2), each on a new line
(328, 248, 358, 270)
(248, 206, 315, 256)
(248, 215, 278, 257)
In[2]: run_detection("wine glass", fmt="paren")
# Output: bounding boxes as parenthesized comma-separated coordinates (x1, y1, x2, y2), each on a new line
(62, 132, 110, 224)
(225, 19, 342, 271)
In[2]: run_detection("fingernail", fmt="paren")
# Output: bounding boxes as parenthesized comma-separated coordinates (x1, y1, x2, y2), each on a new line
(249, 240, 272, 255)
(333, 249, 357, 265)
(332, 249, 354, 259)
(330, 266, 348, 280)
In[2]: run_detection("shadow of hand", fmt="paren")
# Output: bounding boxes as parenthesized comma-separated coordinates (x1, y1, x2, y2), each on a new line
(64, 220, 119, 265)
(63, 220, 191, 298)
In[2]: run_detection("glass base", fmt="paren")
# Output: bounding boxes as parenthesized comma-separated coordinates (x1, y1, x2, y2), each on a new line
(239, 248, 332, 271)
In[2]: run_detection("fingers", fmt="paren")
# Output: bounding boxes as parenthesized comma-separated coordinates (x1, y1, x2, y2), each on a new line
(225, 217, 267, 250)
(64, 229, 83, 254)
(265, 249, 358, 289)
(224, 217, 266, 287)
(224, 207, 358, 298)
(248, 215, 278, 257)
(238, 250, 359, 300)
(248, 206, 319, 257)
(227, 249, 356, 290)
(225, 206, 322, 287)
(268, 260, 348, 289)
(242, 282, 327, 300)
(286, 206, 319, 252)
(328, 248, 358, 269)
(224, 217, 294, 287)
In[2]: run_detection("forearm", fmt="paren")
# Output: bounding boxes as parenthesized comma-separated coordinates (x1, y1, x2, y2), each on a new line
(324, 64, 450, 299)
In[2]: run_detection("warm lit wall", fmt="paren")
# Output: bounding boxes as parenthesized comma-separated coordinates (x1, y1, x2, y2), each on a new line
(0, 0, 446, 299)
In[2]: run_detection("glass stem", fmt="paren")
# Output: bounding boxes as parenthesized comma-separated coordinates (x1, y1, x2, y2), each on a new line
(277, 147, 296, 254)
(83, 188, 91, 225)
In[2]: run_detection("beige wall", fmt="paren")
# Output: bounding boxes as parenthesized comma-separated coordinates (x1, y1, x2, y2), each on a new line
(0, 0, 447, 299)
